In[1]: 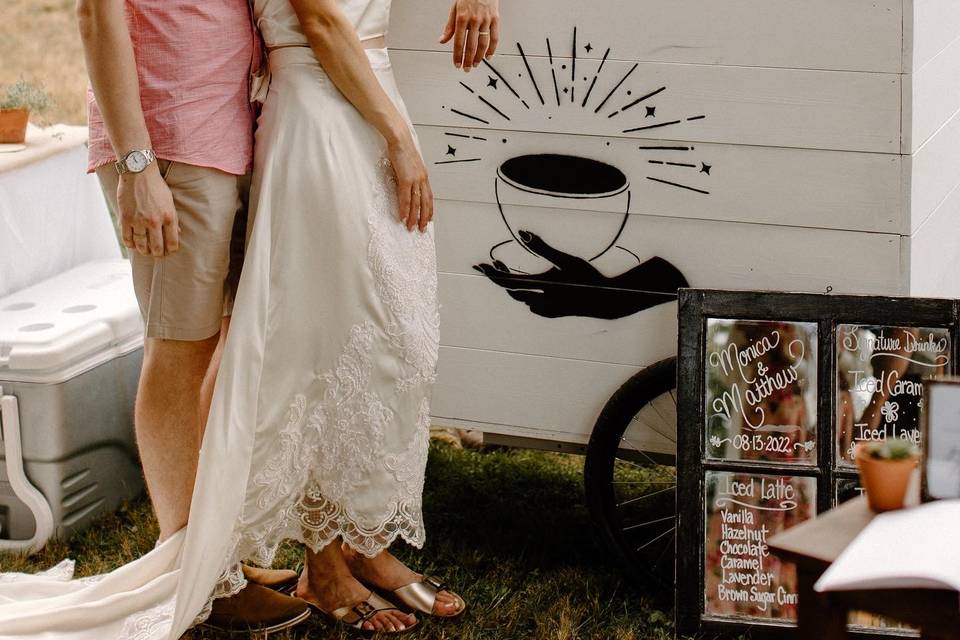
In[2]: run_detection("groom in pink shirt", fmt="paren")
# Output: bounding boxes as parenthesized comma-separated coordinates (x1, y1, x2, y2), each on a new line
(75, 0, 309, 633)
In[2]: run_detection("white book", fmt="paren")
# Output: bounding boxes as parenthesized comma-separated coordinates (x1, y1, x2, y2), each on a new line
(815, 500, 960, 594)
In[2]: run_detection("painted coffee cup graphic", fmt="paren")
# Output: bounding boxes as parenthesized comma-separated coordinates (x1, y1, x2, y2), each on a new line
(495, 154, 630, 263)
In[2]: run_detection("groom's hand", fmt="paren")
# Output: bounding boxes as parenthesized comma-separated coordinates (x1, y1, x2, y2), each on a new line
(439, 0, 500, 71)
(118, 164, 179, 257)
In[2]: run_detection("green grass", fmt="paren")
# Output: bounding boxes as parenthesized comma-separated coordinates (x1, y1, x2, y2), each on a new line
(0, 443, 680, 639)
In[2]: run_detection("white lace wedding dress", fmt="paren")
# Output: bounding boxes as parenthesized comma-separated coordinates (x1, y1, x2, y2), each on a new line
(0, 0, 439, 637)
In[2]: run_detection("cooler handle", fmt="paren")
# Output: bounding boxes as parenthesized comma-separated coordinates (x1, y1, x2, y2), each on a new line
(0, 386, 55, 555)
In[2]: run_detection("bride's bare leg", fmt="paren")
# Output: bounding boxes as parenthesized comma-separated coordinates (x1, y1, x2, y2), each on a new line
(296, 540, 417, 632)
(343, 545, 463, 616)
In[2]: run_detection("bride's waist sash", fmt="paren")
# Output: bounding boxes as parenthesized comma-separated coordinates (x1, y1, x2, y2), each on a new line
(251, 44, 391, 103)
(268, 41, 390, 67)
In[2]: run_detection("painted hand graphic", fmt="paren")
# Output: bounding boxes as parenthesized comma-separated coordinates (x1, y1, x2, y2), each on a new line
(473, 230, 689, 319)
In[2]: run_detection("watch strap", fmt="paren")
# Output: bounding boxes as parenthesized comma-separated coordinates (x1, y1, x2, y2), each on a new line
(115, 149, 156, 175)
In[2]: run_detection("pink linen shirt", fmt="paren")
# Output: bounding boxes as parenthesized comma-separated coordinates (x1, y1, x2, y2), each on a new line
(87, 0, 257, 175)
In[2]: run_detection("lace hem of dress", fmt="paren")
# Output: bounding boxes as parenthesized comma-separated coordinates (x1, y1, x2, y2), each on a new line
(246, 488, 427, 565)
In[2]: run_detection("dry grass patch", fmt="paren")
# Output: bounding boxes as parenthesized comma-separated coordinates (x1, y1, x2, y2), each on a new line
(0, 0, 87, 125)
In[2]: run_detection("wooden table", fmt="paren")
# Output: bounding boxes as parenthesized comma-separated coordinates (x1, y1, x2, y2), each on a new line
(769, 496, 960, 639)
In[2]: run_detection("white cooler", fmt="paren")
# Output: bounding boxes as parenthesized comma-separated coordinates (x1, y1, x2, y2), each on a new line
(0, 260, 144, 554)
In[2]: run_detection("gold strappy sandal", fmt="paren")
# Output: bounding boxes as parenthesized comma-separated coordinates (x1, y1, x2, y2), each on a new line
(313, 591, 419, 637)
(387, 575, 467, 619)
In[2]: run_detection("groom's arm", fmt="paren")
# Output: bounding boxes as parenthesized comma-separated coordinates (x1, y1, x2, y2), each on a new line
(76, 0, 178, 258)
(76, 0, 150, 159)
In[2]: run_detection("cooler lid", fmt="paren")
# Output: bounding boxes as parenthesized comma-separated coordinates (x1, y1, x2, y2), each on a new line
(0, 260, 144, 383)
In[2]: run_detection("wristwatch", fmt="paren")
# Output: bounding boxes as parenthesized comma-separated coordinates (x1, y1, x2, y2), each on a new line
(115, 149, 156, 175)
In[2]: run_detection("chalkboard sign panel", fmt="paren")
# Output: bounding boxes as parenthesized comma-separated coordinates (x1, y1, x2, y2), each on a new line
(836, 325, 951, 467)
(705, 320, 818, 465)
(704, 471, 816, 621)
(834, 476, 865, 505)
(677, 289, 959, 640)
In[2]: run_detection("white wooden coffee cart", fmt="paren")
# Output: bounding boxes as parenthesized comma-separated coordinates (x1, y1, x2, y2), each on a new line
(388, 0, 960, 584)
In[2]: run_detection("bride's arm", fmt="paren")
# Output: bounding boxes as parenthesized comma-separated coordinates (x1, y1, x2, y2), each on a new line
(289, 0, 433, 233)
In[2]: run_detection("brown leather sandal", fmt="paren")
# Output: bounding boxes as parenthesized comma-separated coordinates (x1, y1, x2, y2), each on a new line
(242, 563, 299, 594)
(388, 575, 467, 619)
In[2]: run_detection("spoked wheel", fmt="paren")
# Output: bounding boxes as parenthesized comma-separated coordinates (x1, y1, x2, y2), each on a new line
(584, 357, 678, 594)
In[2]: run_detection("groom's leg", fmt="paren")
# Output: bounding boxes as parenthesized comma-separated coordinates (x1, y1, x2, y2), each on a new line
(198, 317, 230, 437)
(137, 335, 219, 538)
(96, 154, 308, 630)
(198, 172, 247, 435)
(99, 161, 242, 539)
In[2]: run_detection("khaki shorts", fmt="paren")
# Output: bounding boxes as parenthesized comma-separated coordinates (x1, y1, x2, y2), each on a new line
(97, 159, 248, 341)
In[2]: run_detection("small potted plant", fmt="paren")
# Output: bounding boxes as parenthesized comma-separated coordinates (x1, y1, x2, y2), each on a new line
(0, 80, 50, 144)
(856, 439, 920, 512)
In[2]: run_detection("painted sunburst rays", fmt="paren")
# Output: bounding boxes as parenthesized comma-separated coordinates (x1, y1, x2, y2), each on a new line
(436, 27, 713, 197)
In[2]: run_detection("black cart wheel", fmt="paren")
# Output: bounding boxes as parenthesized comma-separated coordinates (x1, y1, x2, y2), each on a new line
(584, 357, 678, 592)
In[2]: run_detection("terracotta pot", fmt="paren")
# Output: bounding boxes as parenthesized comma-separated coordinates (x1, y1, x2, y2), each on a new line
(0, 108, 30, 144)
(856, 445, 918, 512)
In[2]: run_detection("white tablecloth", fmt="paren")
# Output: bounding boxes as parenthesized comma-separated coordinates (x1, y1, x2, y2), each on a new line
(0, 124, 120, 299)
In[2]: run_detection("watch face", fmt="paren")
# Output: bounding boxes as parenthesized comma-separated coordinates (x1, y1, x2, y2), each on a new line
(126, 151, 148, 172)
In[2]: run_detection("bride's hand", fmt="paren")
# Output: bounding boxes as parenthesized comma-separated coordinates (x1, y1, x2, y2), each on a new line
(439, 0, 500, 71)
(386, 133, 434, 233)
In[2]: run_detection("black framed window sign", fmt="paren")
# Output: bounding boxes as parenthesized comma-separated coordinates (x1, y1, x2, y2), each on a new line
(677, 289, 959, 639)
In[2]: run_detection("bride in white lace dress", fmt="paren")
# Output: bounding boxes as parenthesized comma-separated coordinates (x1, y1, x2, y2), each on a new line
(0, 0, 501, 637)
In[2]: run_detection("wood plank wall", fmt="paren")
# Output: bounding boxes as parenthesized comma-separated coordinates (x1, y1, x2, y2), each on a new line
(388, 0, 960, 442)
